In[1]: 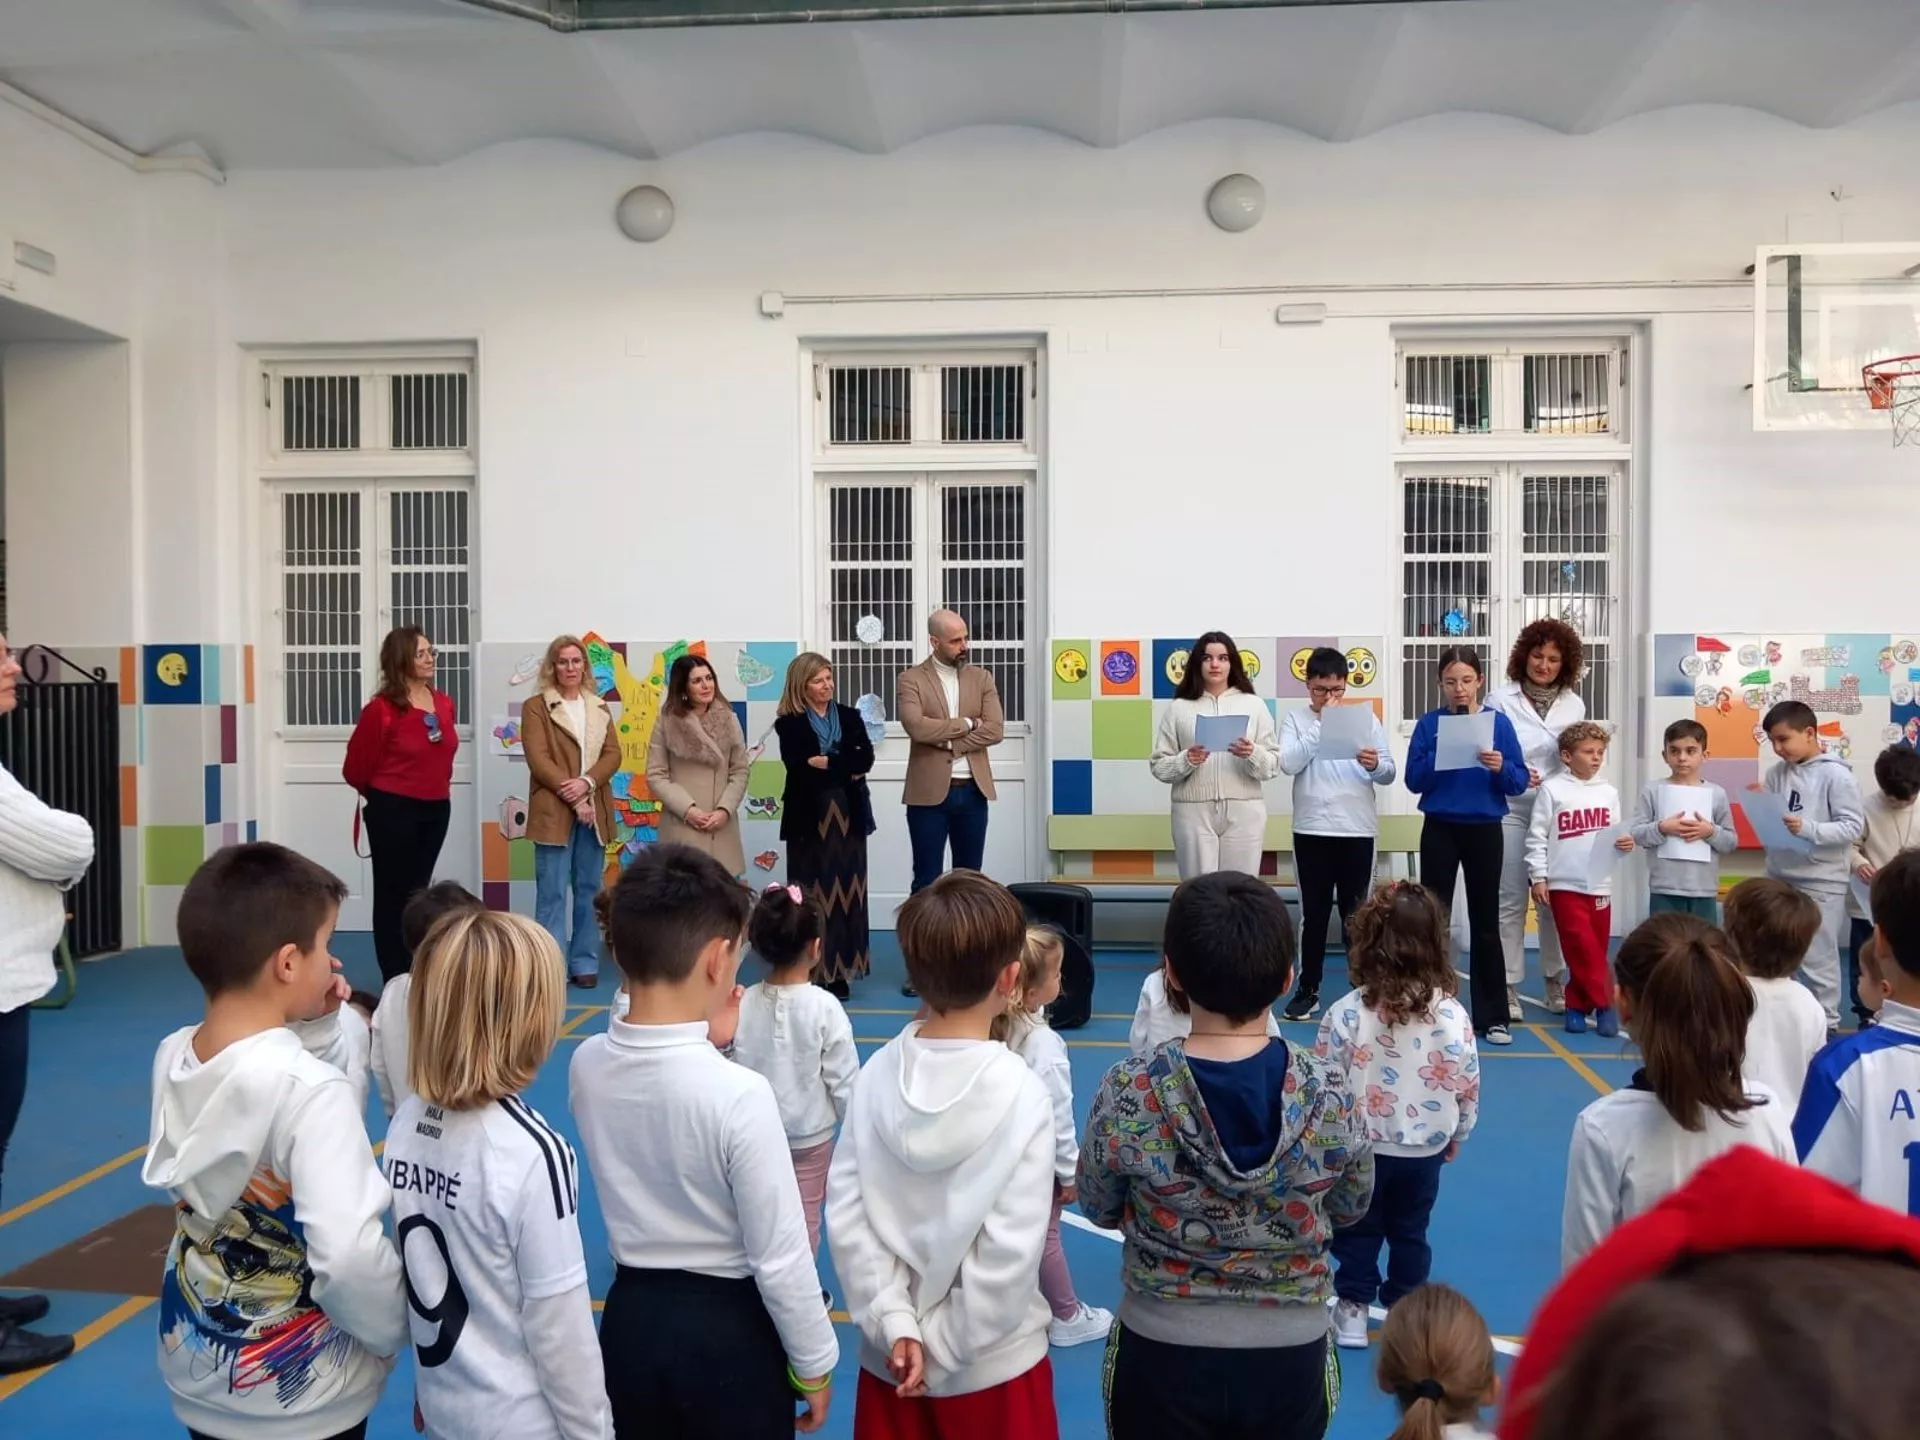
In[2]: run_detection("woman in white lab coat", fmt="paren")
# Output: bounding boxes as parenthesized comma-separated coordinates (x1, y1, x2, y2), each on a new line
(1150, 631, 1280, 879)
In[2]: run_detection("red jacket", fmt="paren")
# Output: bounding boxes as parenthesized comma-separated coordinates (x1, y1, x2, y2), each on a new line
(341, 692, 458, 801)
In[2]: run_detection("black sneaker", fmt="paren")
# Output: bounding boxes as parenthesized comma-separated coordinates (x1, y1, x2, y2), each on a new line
(1282, 989, 1320, 1023)
(900, 982, 918, 999)
(0, 1295, 49, 1327)
(0, 1321, 73, 1376)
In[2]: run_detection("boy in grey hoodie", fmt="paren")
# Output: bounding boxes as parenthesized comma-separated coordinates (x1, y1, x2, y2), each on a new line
(1761, 701, 1867, 1032)
(142, 844, 405, 1440)
(1078, 871, 1373, 1440)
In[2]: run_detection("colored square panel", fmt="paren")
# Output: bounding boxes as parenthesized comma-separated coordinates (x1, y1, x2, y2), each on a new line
(120, 766, 138, 827)
(1702, 759, 1763, 848)
(1696, 697, 1760, 759)
(203, 764, 221, 824)
(1050, 640, 1092, 700)
(119, 647, 136, 701)
(1652, 635, 1697, 698)
(222, 822, 239, 847)
(1828, 634, 1894, 696)
(731, 700, 749, 742)
(1238, 638, 1277, 698)
(1275, 637, 1336, 700)
(1091, 699, 1153, 759)
(483, 822, 511, 882)
(1092, 760, 1168, 815)
(1051, 759, 1092, 816)
(201, 647, 222, 707)
(220, 705, 238, 764)
(244, 645, 256, 705)
(1150, 640, 1190, 700)
(1338, 637, 1388, 700)
(1091, 850, 1156, 877)
(144, 886, 185, 946)
(745, 760, 786, 823)
(247, 820, 258, 843)
(509, 881, 537, 916)
(120, 704, 139, 766)
(508, 838, 536, 882)
(737, 643, 795, 701)
(145, 825, 206, 886)
(143, 644, 202, 705)
(1050, 699, 1092, 763)
(483, 881, 511, 912)
(1098, 641, 1142, 696)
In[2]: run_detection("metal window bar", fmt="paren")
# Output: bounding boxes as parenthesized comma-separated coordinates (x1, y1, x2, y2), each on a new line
(938, 481, 1028, 724)
(391, 372, 470, 450)
(826, 484, 915, 717)
(1524, 353, 1611, 435)
(0, 648, 122, 956)
(1401, 474, 1493, 719)
(941, 365, 1026, 445)
(1404, 355, 1491, 435)
(828, 366, 912, 446)
(388, 490, 473, 726)
(1521, 472, 1615, 721)
(282, 491, 364, 728)
(282, 374, 361, 451)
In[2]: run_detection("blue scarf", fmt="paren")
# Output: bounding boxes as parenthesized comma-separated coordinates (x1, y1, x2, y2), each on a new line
(807, 702, 842, 755)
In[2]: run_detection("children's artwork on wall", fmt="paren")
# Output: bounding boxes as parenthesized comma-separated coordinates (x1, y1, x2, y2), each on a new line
(489, 713, 523, 757)
(507, 654, 540, 686)
(854, 693, 887, 743)
(1649, 632, 1920, 848)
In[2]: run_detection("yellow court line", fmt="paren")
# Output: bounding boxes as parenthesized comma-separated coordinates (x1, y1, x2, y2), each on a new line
(1529, 1024, 1616, 1096)
(0, 1295, 154, 1405)
(847, 1008, 1136, 1022)
(0, 1147, 146, 1230)
(557, 1006, 607, 1039)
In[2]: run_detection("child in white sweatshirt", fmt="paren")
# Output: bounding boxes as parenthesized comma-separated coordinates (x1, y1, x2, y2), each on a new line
(387, 908, 611, 1440)
(1316, 882, 1478, 1351)
(732, 883, 858, 1256)
(368, 880, 483, 1118)
(1130, 965, 1279, 1055)
(991, 926, 1113, 1350)
(142, 843, 406, 1440)
(1847, 743, 1920, 1028)
(1526, 721, 1633, 1037)
(826, 870, 1058, 1438)
(1723, 878, 1827, 1111)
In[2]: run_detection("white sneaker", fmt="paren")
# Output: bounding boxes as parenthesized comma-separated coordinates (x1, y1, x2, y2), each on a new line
(1049, 1303, 1114, 1348)
(1544, 975, 1567, 1014)
(1332, 1299, 1370, 1349)
(1507, 986, 1525, 1021)
(1483, 1024, 1514, 1046)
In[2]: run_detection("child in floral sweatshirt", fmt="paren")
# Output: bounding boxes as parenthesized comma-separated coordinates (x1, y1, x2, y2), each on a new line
(1315, 882, 1479, 1353)
(1078, 872, 1373, 1440)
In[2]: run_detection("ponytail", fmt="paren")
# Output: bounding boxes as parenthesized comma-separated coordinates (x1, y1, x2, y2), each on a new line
(1613, 913, 1756, 1132)
(991, 926, 1064, 1045)
(1377, 1283, 1497, 1440)
(747, 883, 825, 971)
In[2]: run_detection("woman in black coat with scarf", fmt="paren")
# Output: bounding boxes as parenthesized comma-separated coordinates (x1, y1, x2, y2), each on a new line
(774, 651, 876, 999)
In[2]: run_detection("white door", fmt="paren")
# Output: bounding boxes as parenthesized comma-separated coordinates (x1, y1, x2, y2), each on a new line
(268, 483, 479, 928)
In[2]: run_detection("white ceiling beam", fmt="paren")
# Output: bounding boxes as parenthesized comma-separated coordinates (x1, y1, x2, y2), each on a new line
(1569, 0, 1693, 134)
(567, 34, 688, 159)
(838, 28, 897, 154)
(1090, 15, 1130, 148)
(1821, 25, 1920, 126)
(1325, 6, 1409, 143)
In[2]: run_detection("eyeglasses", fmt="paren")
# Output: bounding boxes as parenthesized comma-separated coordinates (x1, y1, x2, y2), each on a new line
(1308, 684, 1347, 698)
(415, 647, 437, 660)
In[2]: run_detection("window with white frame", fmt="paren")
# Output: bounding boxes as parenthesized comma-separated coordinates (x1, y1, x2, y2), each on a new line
(265, 357, 476, 732)
(813, 350, 1037, 725)
(1396, 338, 1627, 724)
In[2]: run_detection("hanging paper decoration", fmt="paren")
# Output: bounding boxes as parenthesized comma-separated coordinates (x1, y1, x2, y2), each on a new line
(854, 693, 887, 743)
(855, 615, 885, 645)
(1441, 609, 1470, 637)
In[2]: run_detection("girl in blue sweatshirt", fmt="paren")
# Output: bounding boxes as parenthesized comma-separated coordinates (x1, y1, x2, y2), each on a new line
(1405, 647, 1530, 1045)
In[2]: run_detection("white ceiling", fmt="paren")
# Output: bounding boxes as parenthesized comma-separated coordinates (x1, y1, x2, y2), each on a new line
(5, 0, 1920, 170)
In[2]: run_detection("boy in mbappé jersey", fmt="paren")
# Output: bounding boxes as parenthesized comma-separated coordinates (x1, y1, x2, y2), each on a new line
(385, 908, 610, 1440)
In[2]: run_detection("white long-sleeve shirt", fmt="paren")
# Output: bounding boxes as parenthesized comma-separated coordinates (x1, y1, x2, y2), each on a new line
(369, 975, 412, 1119)
(1561, 1079, 1795, 1270)
(568, 1019, 838, 1380)
(1486, 681, 1586, 822)
(1277, 706, 1396, 838)
(1128, 969, 1279, 1057)
(1149, 692, 1280, 803)
(1743, 975, 1827, 1113)
(1007, 1019, 1077, 1182)
(732, 981, 859, 1150)
(1526, 772, 1622, 896)
(0, 760, 95, 1015)
(1793, 999, 1920, 1211)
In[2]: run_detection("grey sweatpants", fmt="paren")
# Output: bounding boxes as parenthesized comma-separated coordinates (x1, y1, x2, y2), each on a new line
(1796, 883, 1846, 1030)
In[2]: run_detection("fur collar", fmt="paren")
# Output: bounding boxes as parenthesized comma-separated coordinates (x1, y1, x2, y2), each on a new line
(659, 702, 736, 765)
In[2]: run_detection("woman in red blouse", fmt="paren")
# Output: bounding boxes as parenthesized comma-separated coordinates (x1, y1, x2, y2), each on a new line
(342, 626, 459, 982)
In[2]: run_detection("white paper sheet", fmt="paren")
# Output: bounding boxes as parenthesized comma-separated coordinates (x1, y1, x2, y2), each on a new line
(1656, 783, 1713, 862)
(1316, 703, 1374, 762)
(1193, 712, 1249, 754)
(1740, 790, 1815, 855)
(1585, 823, 1629, 891)
(1436, 710, 1496, 772)
(1853, 873, 1875, 922)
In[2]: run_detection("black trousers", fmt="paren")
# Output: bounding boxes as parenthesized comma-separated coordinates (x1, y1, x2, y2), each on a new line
(0, 1003, 27, 1209)
(1293, 834, 1376, 995)
(601, 1266, 795, 1440)
(1419, 817, 1507, 1034)
(1850, 915, 1876, 1025)
(363, 788, 451, 984)
(1331, 1152, 1446, 1308)
(1105, 1324, 1334, 1440)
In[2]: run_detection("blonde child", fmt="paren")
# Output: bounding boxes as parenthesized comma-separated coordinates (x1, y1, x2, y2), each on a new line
(386, 909, 611, 1440)
(1562, 913, 1796, 1269)
(1847, 743, 1920, 1028)
(1316, 882, 1479, 1351)
(1722, 879, 1827, 1111)
(991, 926, 1113, 1349)
(1375, 1283, 1498, 1440)
(1128, 963, 1278, 1055)
(1527, 720, 1633, 1037)
(733, 883, 858, 1256)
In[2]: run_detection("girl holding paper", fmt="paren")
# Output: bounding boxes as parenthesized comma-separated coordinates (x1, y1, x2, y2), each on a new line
(1150, 631, 1280, 879)
(1405, 648, 1531, 1045)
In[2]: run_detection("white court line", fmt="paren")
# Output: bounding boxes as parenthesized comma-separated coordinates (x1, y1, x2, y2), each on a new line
(1059, 1208, 1523, 1357)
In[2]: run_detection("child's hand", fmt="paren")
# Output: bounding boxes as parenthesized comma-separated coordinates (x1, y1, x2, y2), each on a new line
(1530, 882, 1550, 905)
(794, 1377, 832, 1432)
(413, 1398, 425, 1433)
(709, 984, 746, 1050)
(1528, 766, 1543, 789)
(1784, 816, 1804, 836)
(320, 974, 350, 1016)
(1614, 834, 1636, 853)
(1746, 782, 1766, 793)
(1658, 815, 1686, 837)
(1859, 862, 1879, 882)
(1479, 750, 1505, 773)
(1055, 1180, 1077, 1205)
(1443, 1140, 1461, 1163)
(888, 1338, 926, 1398)
(1185, 745, 1209, 767)
(1356, 747, 1380, 772)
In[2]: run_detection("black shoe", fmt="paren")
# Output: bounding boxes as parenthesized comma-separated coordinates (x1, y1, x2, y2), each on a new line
(1282, 989, 1321, 1023)
(569, 972, 598, 990)
(900, 983, 918, 999)
(0, 1321, 74, 1376)
(0, 1295, 50, 1327)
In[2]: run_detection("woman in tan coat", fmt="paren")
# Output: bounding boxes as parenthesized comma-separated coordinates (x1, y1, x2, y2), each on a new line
(520, 634, 621, 988)
(646, 653, 751, 877)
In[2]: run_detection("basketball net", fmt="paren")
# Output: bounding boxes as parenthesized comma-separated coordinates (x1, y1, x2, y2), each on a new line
(1864, 356, 1920, 447)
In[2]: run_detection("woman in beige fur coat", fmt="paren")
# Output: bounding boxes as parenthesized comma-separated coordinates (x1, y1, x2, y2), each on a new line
(646, 653, 751, 877)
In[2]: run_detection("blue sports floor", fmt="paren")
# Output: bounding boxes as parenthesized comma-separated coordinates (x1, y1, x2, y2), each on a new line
(0, 935, 1638, 1438)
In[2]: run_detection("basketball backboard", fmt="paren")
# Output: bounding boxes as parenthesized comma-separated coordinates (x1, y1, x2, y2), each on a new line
(1754, 243, 1920, 431)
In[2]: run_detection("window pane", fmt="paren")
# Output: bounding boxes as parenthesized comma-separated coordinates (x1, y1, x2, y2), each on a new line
(1575, 642, 1612, 723)
(1404, 355, 1491, 435)
(940, 483, 1028, 724)
(281, 375, 360, 451)
(828, 366, 911, 445)
(1522, 474, 1610, 553)
(829, 486, 912, 564)
(389, 490, 473, 725)
(390, 372, 470, 450)
(829, 646, 915, 721)
(941, 365, 1026, 444)
(1402, 642, 1490, 720)
(1525, 353, 1611, 435)
(1403, 476, 1492, 554)
(281, 491, 363, 728)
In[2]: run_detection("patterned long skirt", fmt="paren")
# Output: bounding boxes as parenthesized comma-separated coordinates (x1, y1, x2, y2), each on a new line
(788, 789, 870, 986)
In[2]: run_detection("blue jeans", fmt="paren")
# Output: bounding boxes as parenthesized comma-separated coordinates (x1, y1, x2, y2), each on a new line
(1332, 1151, 1446, 1308)
(906, 781, 989, 893)
(535, 822, 605, 978)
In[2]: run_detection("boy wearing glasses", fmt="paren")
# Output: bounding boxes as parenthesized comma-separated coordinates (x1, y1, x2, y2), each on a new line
(1278, 647, 1396, 1021)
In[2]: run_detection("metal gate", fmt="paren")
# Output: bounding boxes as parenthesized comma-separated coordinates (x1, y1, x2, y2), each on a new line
(0, 647, 122, 956)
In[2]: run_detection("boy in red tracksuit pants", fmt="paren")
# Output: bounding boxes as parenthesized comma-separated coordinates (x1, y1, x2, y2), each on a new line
(1527, 722, 1633, 1039)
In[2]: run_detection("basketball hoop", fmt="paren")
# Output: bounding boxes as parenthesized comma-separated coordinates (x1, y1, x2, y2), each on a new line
(1863, 355, 1920, 445)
